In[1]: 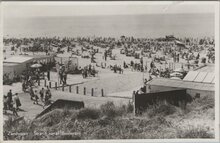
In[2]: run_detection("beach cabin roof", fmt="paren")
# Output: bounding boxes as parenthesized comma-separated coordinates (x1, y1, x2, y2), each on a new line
(194, 64, 214, 73)
(3, 63, 20, 67)
(4, 56, 34, 64)
(148, 78, 214, 91)
(183, 71, 214, 84)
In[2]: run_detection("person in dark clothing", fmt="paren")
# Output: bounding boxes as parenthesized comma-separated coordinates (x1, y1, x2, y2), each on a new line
(104, 50, 107, 61)
(45, 49, 48, 55)
(59, 70, 63, 84)
(47, 70, 50, 80)
(3, 95, 8, 114)
(113, 65, 117, 73)
(196, 53, 200, 60)
(177, 54, 180, 63)
(46, 86, 52, 99)
(150, 61, 154, 69)
(123, 61, 126, 68)
(22, 82, 26, 92)
(140, 57, 143, 65)
(29, 86, 34, 100)
(13, 93, 21, 110)
(63, 72, 67, 85)
(84, 67, 88, 78)
(130, 61, 134, 67)
(39, 88, 45, 102)
(7, 90, 13, 109)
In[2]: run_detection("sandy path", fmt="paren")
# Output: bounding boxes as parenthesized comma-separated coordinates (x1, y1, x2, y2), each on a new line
(4, 91, 130, 120)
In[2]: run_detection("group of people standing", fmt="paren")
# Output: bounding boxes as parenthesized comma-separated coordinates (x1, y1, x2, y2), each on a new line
(29, 86, 52, 109)
(21, 68, 42, 92)
(111, 64, 124, 74)
(3, 90, 21, 116)
(82, 64, 97, 78)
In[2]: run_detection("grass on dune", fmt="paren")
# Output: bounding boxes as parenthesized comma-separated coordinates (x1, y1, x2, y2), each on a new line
(3, 96, 214, 140)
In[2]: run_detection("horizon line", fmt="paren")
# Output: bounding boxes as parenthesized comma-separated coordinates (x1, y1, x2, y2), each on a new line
(4, 12, 214, 19)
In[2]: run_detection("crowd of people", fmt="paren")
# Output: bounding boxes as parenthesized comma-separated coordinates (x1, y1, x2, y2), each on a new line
(110, 64, 124, 74)
(4, 35, 215, 61)
(3, 90, 21, 116)
(28, 86, 52, 109)
(3, 86, 53, 116)
(82, 64, 98, 78)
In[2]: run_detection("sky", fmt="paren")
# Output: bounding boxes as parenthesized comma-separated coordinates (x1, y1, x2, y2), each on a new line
(2, 1, 216, 18)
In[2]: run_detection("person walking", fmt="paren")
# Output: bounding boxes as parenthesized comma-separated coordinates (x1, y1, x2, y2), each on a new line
(46, 86, 52, 99)
(22, 81, 26, 92)
(43, 93, 50, 109)
(13, 93, 21, 111)
(29, 86, 34, 100)
(39, 88, 45, 102)
(33, 90, 39, 105)
(63, 72, 67, 85)
(11, 102, 18, 117)
(47, 70, 50, 80)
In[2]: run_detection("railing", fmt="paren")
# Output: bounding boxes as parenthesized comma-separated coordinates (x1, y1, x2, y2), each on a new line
(40, 79, 105, 97)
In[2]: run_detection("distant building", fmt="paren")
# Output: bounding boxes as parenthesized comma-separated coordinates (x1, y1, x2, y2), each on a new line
(3, 55, 55, 79)
(3, 56, 34, 79)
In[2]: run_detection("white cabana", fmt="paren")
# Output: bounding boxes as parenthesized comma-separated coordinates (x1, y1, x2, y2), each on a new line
(3, 56, 34, 79)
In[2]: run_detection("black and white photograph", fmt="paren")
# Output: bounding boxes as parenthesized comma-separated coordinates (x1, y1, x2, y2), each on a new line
(1, 1, 219, 141)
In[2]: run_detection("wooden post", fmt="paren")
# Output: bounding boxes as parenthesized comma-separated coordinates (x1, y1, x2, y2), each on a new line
(133, 93, 136, 116)
(76, 86, 79, 94)
(44, 80, 46, 87)
(84, 87, 86, 95)
(49, 82, 51, 88)
(101, 89, 104, 97)
(55, 82, 57, 90)
(62, 84, 64, 91)
(69, 85, 72, 93)
(91, 88, 94, 96)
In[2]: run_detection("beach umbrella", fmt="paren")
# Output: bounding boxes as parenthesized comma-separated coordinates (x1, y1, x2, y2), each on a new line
(170, 72, 183, 77)
(31, 63, 42, 68)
